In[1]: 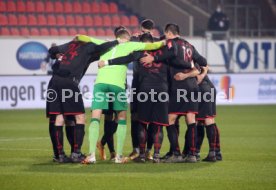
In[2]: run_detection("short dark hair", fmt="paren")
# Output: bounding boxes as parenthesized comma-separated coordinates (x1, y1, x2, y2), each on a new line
(139, 33, 154, 43)
(141, 19, 155, 30)
(114, 26, 126, 35)
(115, 28, 130, 39)
(165, 23, 180, 35)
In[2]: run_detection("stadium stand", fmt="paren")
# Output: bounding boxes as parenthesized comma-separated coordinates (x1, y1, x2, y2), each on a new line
(0, 0, 140, 36)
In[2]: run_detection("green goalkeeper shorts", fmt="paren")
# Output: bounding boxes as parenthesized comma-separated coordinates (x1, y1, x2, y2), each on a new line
(91, 83, 128, 111)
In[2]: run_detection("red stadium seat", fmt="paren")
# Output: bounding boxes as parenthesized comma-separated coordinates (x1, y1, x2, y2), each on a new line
(30, 28, 40, 36)
(94, 15, 103, 27)
(77, 28, 87, 35)
(131, 27, 140, 36)
(37, 14, 47, 26)
(40, 28, 49, 36)
(0, 27, 10, 35)
(121, 15, 130, 26)
(105, 28, 113, 36)
(91, 2, 100, 13)
(57, 15, 66, 26)
(26, 1, 35, 12)
(45, 1, 54, 13)
(0, 1, 7, 12)
(109, 2, 118, 13)
(65, 15, 75, 26)
(68, 28, 77, 36)
(59, 28, 68, 36)
(35, 1, 45, 13)
(73, 1, 82, 13)
(84, 15, 93, 26)
(103, 15, 111, 27)
(20, 27, 30, 36)
(96, 28, 105, 36)
(47, 15, 56, 26)
(130, 15, 139, 26)
(8, 14, 18, 25)
(75, 15, 84, 26)
(50, 28, 59, 36)
(10, 27, 20, 35)
(100, 2, 109, 13)
(54, 1, 63, 13)
(82, 2, 91, 13)
(111, 15, 120, 26)
(0, 14, 8, 25)
(64, 2, 73, 13)
(87, 28, 96, 36)
(17, 0, 26, 13)
(7, 1, 16, 12)
(28, 15, 37, 26)
(18, 15, 27, 26)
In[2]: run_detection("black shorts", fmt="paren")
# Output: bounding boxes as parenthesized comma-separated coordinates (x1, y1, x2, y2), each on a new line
(130, 76, 139, 113)
(46, 75, 85, 117)
(169, 77, 199, 115)
(102, 102, 115, 115)
(137, 87, 169, 126)
(196, 80, 216, 120)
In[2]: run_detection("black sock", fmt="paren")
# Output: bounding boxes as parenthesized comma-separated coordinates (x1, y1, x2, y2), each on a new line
(146, 123, 154, 151)
(196, 122, 205, 153)
(131, 120, 139, 149)
(101, 120, 113, 146)
(187, 123, 197, 156)
(206, 123, 216, 152)
(214, 123, 221, 152)
(65, 125, 74, 153)
(183, 129, 189, 155)
(166, 124, 180, 154)
(49, 116, 58, 158)
(151, 124, 163, 156)
(73, 124, 85, 153)
(175, 119, 180, 137)
(169, 120, 180, 154)
(137, 122, 147, 156)
(106, 121, 117, 153)
(55, 125, 64, 155)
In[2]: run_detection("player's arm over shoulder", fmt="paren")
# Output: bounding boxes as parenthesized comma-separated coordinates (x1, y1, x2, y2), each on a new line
(76, 34, 106, 45)
(128, 41, 165, 51)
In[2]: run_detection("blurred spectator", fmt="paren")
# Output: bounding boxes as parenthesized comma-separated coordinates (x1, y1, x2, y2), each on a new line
(42, 43, 57, 75)
(208, 5, 230, 31)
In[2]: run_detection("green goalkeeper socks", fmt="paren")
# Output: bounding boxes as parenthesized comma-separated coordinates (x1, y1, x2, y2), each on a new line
(116, 120, 127, 156)
(89, 118, 100, 154)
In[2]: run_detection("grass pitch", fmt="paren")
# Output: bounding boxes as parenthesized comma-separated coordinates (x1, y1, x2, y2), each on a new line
(0, 105, 276, 190)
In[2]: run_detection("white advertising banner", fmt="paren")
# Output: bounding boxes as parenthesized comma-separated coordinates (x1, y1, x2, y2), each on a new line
(0, 74, 276, 110)
(0, 37, 276, 75)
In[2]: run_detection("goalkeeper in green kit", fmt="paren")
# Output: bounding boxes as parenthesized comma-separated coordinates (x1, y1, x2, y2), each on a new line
(78, 28, 165, 164)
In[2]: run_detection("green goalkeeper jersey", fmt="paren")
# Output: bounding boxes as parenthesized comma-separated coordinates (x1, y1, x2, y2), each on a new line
(77, 35, 164, 89)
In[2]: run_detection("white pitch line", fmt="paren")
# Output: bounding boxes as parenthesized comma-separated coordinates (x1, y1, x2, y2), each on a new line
(0, 137, 48, 142)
